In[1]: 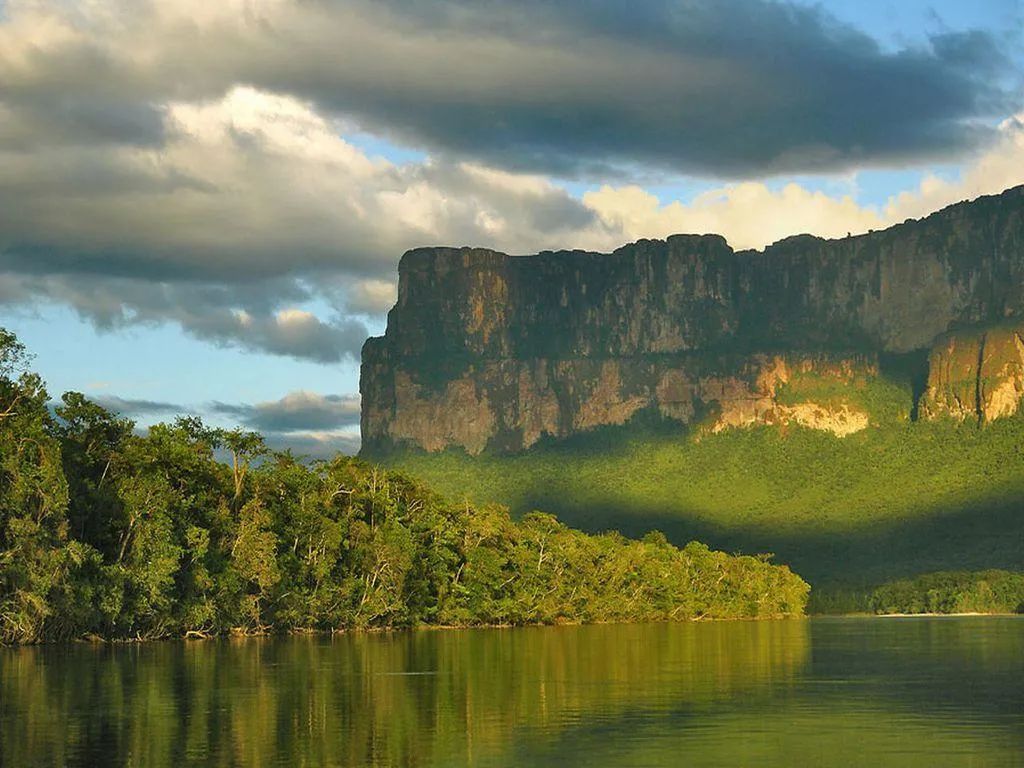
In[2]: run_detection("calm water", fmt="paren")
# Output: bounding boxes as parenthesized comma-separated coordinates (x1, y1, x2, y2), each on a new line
(1, 617, 1022, 767)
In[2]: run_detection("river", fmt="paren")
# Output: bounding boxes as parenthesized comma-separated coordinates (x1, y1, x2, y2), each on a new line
(1, 617, 1022, 766)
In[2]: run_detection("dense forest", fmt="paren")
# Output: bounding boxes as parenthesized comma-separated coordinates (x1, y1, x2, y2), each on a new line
(379, 403, 1024, 610)
(871, 570, 1024, 615)
(0, 329, 808, 644)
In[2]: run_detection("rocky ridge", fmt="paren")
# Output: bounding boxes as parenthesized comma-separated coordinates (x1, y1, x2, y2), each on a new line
(362, 186, 1024, 454)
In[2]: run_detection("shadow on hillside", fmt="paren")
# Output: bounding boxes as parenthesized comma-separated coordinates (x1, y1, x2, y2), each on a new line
(516, 483, 1024, 591)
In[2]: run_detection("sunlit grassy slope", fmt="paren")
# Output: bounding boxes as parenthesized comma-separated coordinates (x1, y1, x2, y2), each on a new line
(373, 415, 1024, 610)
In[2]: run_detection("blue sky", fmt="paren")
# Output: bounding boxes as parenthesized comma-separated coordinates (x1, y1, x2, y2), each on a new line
(0, 0, 1021, 454)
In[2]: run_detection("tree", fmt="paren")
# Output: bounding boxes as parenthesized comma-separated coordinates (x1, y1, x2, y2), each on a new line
(0, 330, 71, 642)
(225, 499, 280, 632)
(53, 392, 133, 555)
(214, 428, 266, 507)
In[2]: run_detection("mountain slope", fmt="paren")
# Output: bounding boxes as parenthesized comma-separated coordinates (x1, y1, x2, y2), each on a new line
(378, 415, 1024, 608)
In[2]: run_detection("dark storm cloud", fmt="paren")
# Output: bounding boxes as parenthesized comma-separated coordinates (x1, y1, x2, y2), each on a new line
(271, 0, 1018, 177)
(5, 1, 1015, 180)
(211, 391, 361, 432)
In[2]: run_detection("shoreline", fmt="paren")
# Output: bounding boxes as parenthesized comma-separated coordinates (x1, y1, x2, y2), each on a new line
(5, 611, 1023, 648)
(872, 611, 1023, 618)
(3, 613, 805, 647)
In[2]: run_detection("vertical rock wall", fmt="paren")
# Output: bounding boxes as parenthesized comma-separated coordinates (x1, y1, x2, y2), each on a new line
(362, 186, 1024, 454)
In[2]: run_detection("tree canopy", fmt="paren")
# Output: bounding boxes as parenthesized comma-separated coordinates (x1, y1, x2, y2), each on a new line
(0, 329, 808, 643)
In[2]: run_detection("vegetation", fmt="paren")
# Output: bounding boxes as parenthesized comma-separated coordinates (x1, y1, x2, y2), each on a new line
(375, 400, 1024, 611)
(871, 570, 1024, 615)
(0, 330, 807, 644)
(772, 355, 922, 425)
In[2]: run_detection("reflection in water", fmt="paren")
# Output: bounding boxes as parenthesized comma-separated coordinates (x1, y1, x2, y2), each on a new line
(1, 618, 1022, 767)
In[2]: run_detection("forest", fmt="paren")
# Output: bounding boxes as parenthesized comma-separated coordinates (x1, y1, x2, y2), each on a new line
(380, 397, 1024, 610)
(870, 570, 1024, 615)
(0, 329, 808, 644)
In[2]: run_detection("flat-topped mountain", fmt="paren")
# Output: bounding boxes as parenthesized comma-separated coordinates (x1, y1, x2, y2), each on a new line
(361, 186, 1024, 455)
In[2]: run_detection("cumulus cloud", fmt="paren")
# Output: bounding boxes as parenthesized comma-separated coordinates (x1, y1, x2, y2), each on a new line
(345, 280, 399, 315)
(262, 431, 361, 459)
(585, 183, 886, 251)
(882, 114, 1024, 222)
(212, 391, 362, 432)
(0, 85, 606, 360)
(69, 387, 363, 456)
(0, 86, 598, 283)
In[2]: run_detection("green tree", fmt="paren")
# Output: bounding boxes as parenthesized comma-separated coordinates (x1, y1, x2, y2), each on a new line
(0, 330, 72, 642)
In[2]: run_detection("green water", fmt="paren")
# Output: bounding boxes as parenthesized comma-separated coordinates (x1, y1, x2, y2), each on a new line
(1, 618, 1022, 767)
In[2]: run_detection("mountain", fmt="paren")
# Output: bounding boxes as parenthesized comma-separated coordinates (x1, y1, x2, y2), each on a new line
(361, 186, 1024, 455)
(359, 186, 1024, 605)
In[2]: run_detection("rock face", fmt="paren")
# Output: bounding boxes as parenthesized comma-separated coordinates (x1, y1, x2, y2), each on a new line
(362, 186, 1024, 454)
(920, 324, 1024, 423)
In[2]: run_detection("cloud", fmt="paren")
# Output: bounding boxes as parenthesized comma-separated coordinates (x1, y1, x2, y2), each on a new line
(584, 183, 886, 252)
(881, 114, 1024, 222)
(0, 86, 605, 360)
(0, 271, 370, 362)
(210, 389, 363, 458)
(261, 431, 361, 460)
(583, 112, 1024, 251)
(91, 395, 185, 418)
(345, 280, 398, 315)
(68, 387, 363, 457)
(1, 0, 1016, 179)
(46, 394, 184, 422)
(212, 390, 361, 432)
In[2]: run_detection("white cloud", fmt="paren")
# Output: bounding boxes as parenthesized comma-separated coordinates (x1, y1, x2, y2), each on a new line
(883, 115, 1024, 222)
(209, 389, 363, 456)
(346, 280, 398, 315)
(584, 183, 885, 251)
(583, 113, 1024, 251)
(212, 390, 361, 431)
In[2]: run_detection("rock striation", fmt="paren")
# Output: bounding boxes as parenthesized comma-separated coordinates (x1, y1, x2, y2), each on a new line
(361, 186, 1024, 454)
(919, 323, 1024, 423)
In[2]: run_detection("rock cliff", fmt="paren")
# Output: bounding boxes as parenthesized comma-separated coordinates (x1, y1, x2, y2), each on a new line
(361, 186, 1024, 454)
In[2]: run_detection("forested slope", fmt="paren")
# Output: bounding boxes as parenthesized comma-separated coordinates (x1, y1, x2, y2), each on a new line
(379, 412, 1024, 610)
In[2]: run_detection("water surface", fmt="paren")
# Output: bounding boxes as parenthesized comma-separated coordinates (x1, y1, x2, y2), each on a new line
(1, 617, 1022, 766)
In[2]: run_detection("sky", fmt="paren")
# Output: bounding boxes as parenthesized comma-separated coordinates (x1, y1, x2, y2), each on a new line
(0, 0, 1022, 456)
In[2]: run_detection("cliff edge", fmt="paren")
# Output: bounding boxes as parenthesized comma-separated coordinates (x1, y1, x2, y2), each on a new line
(361, 186, 1024, 454)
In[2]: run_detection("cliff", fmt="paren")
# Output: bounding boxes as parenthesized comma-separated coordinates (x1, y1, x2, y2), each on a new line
(361, 186, 1024, 454)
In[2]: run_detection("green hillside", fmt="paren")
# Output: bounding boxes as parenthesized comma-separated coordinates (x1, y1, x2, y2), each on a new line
(374, 413, 1024, 611)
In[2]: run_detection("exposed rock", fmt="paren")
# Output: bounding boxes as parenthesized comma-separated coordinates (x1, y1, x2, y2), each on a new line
(362, 186, 1024, 454)
(362, 351, 879, 454)
(920, 323, 1024, 423)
